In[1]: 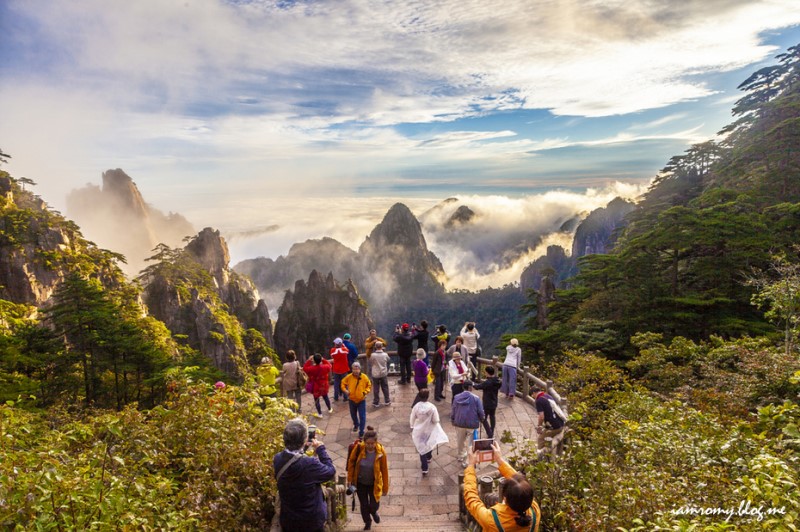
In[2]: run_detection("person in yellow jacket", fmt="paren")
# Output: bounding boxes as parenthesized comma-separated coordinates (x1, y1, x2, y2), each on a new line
(341, 362, 372, 438)
(464, 441, 541, 532)
(346, 426, 389, 530)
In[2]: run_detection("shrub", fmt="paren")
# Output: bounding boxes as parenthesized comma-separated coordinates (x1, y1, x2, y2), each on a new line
(0, 379, 297, 530)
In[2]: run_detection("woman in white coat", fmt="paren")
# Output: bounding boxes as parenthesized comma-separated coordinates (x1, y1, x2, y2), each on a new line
(409, 389, 449, 475)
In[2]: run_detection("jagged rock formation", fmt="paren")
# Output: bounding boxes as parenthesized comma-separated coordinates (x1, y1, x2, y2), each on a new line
(0, 174, 125, 306)
(235, 237, 363, 314)
(234, 203, 447, 316)
(273, 270, 373, 359)
(519, 197, 635, 292)
(536, 272, 557, 329)
(571, 197, 635, 258)
(141, 228, 273, 378)
(519, 245, 572, 292)
(66, 169, 195, 277)
(1, 176, 70, 305)
(358, 203, 446, 309)
(445, 205, 475, 228)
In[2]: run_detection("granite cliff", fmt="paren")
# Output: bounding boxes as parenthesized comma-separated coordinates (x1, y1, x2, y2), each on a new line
(520, 197, 635, 293)
(141, 228, 274, 377)
(0, 173, 124, 307)
(273, 270, 373, 359)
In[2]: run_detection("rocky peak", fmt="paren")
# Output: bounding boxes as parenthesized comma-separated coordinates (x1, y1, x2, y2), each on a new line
(101, 169, 150, 219)
(186, 227, 230, 289)
(66, 169, 194, 277)
(520, 245, 572, 292)
(273, 270, 373, 360)
(358, 203, 446, 309)
(360, 203, 428, 251)
(141, 226, 273, 378)
(572, 197, 635, 258)
(445, 205, 475, 228)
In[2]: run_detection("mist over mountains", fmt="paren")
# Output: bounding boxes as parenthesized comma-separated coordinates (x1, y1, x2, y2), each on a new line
(66, 169, 195, 276)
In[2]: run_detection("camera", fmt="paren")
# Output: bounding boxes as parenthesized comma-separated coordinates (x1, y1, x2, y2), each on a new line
(308, 425, 317, 442)
(346, 484, 357, 495)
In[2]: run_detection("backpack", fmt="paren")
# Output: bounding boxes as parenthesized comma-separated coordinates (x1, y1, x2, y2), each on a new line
(297, 365, 308, 389)
(346, 438, 362, 510)
(548, 397, 568, 423)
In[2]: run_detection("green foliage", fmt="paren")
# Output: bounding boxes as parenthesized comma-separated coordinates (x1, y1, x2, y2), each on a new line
(627, 334, 800, 418)
(507, 349, 800, 531)
(0, 380, 297, 530)
(139, 243, 255, 380)
(747, 251, 800, 355)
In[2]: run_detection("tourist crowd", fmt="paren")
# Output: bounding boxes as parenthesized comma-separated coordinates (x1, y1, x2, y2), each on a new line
(275, 320, 565, 531)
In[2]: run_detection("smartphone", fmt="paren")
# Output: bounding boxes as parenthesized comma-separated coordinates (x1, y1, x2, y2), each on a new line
(472, 438, 494, 452)
(308, 425, 317, 442)
(473, 438, 494, 463)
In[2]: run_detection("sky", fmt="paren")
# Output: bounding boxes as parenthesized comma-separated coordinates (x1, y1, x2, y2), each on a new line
(1, 0, 799, 287)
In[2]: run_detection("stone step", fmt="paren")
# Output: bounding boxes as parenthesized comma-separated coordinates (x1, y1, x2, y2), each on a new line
(342, 518, 464, 531)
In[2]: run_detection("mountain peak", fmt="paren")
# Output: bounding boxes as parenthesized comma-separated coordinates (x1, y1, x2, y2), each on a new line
(360, 202, 426, 251)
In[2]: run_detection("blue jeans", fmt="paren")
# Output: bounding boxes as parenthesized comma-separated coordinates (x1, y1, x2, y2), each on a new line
(349, 400, 367, 436)
(501, 366, 517, 397)
(333, 373, 349, 401)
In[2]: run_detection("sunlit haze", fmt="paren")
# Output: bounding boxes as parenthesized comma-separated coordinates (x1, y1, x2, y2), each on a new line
(1, 0, 799, 287)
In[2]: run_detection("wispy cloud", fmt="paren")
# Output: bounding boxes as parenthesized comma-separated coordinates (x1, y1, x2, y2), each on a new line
(0, 0, 797, 236)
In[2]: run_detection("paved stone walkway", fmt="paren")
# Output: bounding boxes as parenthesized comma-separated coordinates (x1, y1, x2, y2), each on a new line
(301, 378, 538, 531)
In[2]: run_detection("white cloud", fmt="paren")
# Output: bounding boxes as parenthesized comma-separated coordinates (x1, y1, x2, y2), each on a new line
(6, 0, 800, 125)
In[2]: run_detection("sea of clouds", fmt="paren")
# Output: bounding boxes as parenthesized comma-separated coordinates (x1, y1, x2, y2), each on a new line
(221, 181, 648, 291)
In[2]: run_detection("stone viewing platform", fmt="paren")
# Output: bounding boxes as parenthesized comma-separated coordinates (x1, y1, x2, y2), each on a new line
(304, 374, 541, 531)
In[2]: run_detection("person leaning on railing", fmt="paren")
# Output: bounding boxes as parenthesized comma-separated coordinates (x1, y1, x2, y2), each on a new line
(463, 441, 541, 532)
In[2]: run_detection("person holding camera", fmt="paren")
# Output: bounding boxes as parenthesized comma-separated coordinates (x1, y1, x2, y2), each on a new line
(273, 418, 337, 532)
(346, 426, 390, 530)
(412, 320, 430, 364)
(393, 323, 415, 385)
(464, 441, 541, 532)
(432, 324, 451, 350)
(460, 321, 481, 368)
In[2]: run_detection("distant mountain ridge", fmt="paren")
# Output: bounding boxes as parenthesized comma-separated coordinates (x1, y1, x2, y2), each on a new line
(234, 202, 446, 321)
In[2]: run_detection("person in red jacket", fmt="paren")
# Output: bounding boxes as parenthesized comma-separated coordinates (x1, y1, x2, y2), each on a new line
(330, 337, 351, 402)
(304, 353, 333, 418)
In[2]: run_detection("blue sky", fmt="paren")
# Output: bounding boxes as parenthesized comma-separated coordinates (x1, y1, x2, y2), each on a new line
(1, 0, 799, 284)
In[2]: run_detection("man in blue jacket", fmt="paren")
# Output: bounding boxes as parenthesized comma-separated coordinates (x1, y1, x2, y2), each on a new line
(343, 333, 359, 369)
(450, 380, 485, 468)
(273, 418, 337, 532)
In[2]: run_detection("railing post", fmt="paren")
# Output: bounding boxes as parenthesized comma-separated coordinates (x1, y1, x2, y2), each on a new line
(458, 471, 466, 518)
(521, 366, 530, 399)
(479, 475, 493, 501)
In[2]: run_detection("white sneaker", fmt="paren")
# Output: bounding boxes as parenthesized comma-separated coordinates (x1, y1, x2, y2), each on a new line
(328, 407, 334, 414)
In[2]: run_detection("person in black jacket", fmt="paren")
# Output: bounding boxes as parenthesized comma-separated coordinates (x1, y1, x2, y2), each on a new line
(473, 366, 502, 438)
(393, 323, 415, 384)
(273, 418, 336, 532)
(412, 320, 430, 364)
